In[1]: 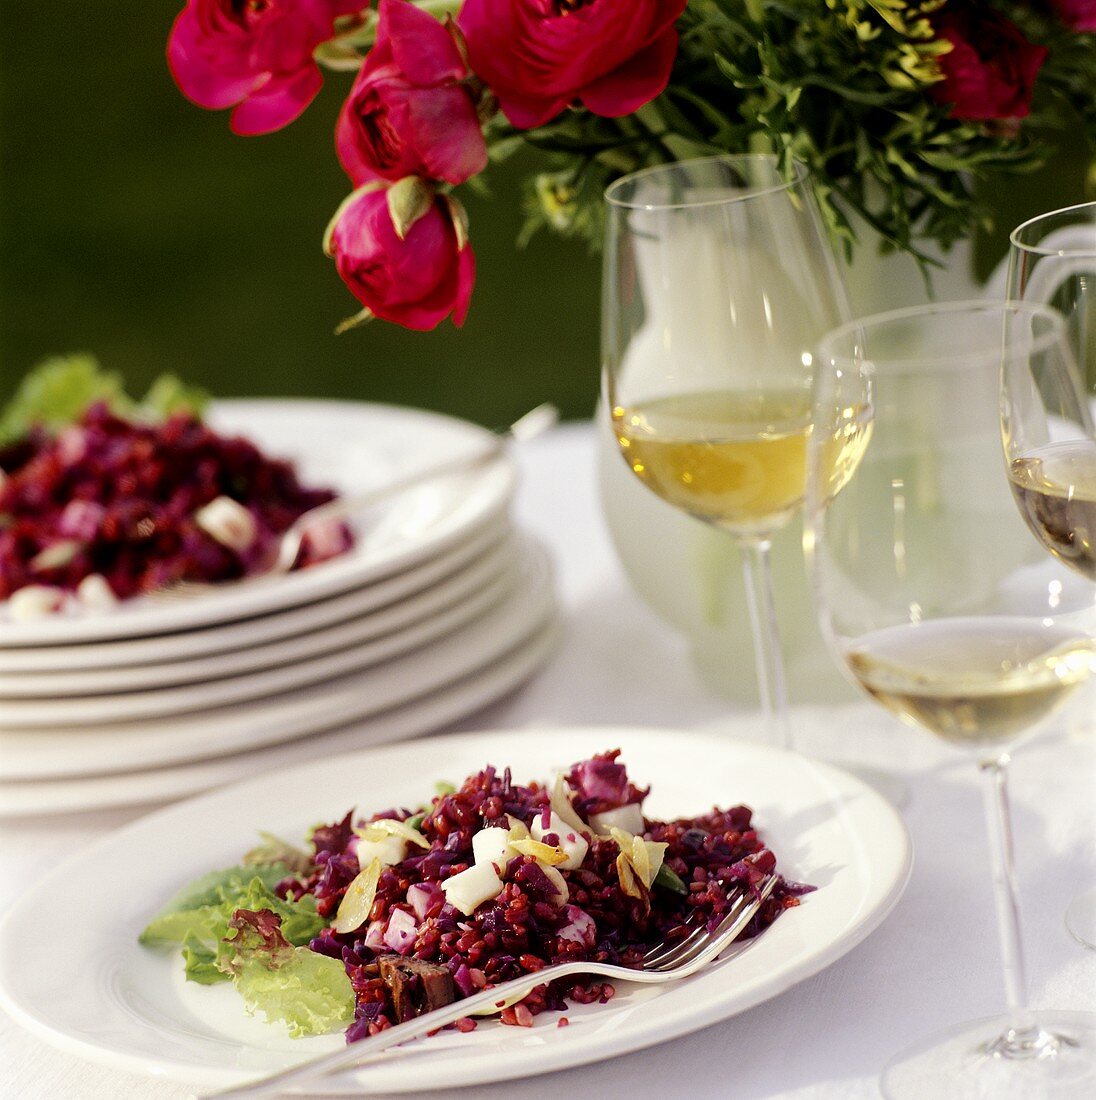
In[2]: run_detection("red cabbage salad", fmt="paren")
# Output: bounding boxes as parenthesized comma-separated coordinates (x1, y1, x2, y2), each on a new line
(0, 356, 352, 616)
(139, 750, 811, 1041)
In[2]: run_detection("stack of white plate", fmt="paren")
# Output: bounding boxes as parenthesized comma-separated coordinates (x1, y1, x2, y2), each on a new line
(0, 400, 558, 817)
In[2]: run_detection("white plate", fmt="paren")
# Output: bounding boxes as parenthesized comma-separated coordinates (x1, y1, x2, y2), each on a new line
(0, 622, 560, 816)
(0, 534, 517, 698)
(0, 728, 912, 1092)
(0, 400, 514, 647)
(0, 520, 508, 675)
(0, 544, 523, 723)
(0, 541, 554, 783)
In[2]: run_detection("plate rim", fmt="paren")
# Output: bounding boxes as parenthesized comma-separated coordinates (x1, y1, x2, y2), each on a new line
(0, 534, 517, 697)
(0, 621, 562, 818)
(0, 540, 556, 784)
(0, 726, 913, 1091)
(0, 399, 515, 647)
(0, 520, 511, 675)
(0, 550, 523, 726)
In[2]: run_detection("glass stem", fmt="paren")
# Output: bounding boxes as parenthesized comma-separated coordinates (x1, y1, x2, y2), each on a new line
(979, 754, 1039, 1049)
(739, 539, 793, 751)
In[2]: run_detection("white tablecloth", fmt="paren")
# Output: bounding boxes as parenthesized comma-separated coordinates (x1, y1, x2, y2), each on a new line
(2, 422, 1094, 1099)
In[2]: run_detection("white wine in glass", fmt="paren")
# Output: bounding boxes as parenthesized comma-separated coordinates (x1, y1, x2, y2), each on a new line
(808, 300, 1096, 1099)
(602, 155, 852, 747)
(1006, 201, 1096, 949)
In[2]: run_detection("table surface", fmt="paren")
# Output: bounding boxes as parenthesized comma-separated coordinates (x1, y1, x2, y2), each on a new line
(2, 422, 1094, 1100)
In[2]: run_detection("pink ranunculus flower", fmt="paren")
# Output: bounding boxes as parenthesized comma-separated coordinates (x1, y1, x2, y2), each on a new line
(931, 9, 1047, 121)
(168, 0, 368, 135)
(336, 0, 488, 186)
(458, 0, 687, 130)
(1050, 0, 1096, 30)
(325, 184, 475, 330)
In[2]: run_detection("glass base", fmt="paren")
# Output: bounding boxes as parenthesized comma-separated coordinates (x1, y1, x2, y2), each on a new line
(1066, 889, 1096, 950)
(881, 1011, 1096, 1099)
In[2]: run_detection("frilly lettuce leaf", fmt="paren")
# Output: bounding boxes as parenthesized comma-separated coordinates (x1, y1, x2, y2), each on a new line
(0, 355, 128, 444)
(243, 832, 314, 876)
(139, 865, 324, 987)
(216, 908, 296, 977)
(216, 909, 354, 1038)
(138, 373, 209, 421)
(141, 860, 352, 1038)
(231, 941, 355, 1038)
(181, 934, 223, 985)
(0, 354, 209, 445)
(142, 862, 290, 925)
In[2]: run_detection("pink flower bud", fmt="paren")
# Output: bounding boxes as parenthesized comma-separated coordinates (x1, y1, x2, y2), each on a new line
(326, 184, 475, 330)
(336, 0, 488, 187)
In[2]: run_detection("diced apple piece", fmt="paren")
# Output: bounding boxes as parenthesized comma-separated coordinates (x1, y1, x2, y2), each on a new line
(352, 832, 408, 870)
(588, 803, 645, 836)
(531, 811, 589, 870)
(194, 496, 256, 553)
(8, 585, 65, 621)
(441, 862, 503, 916)
(76, 574, 118, 611)
(472, 827, 512, 871)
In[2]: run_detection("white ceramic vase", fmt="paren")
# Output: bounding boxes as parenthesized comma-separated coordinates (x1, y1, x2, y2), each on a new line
(597, 234, 1007, 704)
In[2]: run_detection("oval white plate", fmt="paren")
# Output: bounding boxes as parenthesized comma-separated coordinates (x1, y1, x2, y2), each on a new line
(0, 546, 522, 724)
(0, 534, 516, 698)
(0, 542, 554, 782)
(0, 520, 508, 677)
(0, 400, 514, 647)
(0, 728, 912, 1092)
(0, 622, 560, 816)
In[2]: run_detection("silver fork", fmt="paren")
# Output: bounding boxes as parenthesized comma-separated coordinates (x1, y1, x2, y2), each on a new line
(201, 874, 776, 1099)
(154, 403, 559, 601)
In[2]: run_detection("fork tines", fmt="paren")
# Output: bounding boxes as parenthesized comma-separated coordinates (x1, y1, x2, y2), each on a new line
(642, 874, 777, 972)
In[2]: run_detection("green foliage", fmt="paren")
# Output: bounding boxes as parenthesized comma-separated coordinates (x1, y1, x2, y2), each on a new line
(495, 0, 1096, 268)
(0, 353, 209, 445)
(139, 864, 325, 986)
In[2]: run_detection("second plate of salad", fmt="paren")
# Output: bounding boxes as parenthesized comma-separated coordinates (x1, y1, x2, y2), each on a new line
(0, 726, 911, 1094)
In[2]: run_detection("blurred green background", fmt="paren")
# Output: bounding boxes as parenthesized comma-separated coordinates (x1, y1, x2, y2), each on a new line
(1, 3, 1091, 424)
(0, 1, 603, 427)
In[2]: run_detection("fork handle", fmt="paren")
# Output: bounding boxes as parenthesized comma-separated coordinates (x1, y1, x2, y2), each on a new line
(201, 960, 588, 1099)
(274, 439, 507, 574)
(201, 875, 775, 1099)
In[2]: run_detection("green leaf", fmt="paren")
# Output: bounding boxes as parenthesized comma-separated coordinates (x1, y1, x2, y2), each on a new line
(0, 355, 130, 445)
(0, 355, 209, 446)
(139, 866, 323, 960)
(243, 834, 313, 876)
(654, 863, 688, 896)
(144, 863, 291, 923)
(232, 945, 355, 1038)
(138, 374, 209, 420)
(182, 934, 227, 985)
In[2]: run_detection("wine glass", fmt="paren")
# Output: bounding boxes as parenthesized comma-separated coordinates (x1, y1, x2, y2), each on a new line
(601, 155, 853, 749)
(806, 300, 1096, 1099)
(1006, 202, 1096, 950)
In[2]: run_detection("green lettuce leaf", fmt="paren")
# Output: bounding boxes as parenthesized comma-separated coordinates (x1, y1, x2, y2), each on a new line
(232, 945, 355, 1038)
(181, 934, 224, 985)
(216, 908, 355, 1038)
(137, 374, 209, 420)
(139, 865, 323, 958)
(141, 860, 351, 1038)
(142, 862, 291, 929)
(0, 355, 130, 444)
(243, 832, 313, 876)
(0, 354, 209, 445)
